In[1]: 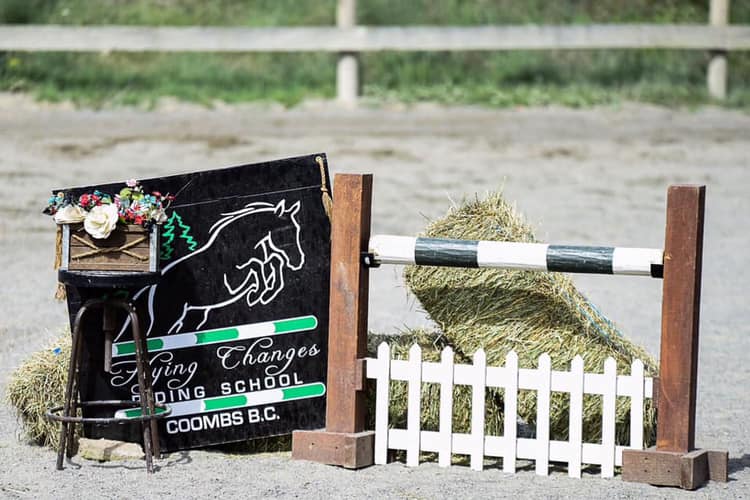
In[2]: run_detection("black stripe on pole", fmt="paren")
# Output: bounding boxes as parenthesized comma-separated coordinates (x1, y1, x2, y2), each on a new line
(414, 237, 479, 268)
(546, 245, 614, 274)
(650, 263, 664, 279)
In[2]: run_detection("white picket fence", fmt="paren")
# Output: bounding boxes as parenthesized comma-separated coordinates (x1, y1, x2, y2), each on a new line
(365, 343, 653, 478)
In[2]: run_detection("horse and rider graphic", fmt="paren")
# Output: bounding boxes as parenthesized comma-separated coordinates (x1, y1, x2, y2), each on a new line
(117, 198, 306, 339)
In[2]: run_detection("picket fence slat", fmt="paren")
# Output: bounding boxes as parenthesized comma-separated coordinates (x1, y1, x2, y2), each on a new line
(568, 355, 584, 478)
(630, 359, 645, 450)
(536, 354, 552, 476)
(470, 349, 487, 471)
(406, 344, 422, 467)
(503, 351, 518, 473)
(601, 358, 617, 477)
(374, 342, 390, 465)
(366, 344, 653, 479)
(438, 347, 454, 467)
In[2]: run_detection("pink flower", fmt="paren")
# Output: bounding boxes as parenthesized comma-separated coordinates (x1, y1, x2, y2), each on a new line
(126, 178, 138, 188)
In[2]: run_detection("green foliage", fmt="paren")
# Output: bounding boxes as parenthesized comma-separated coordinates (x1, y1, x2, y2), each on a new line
(0, 0, 748, 109)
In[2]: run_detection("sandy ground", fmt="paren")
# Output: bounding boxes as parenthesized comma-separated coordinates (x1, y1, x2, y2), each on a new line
(0, 94, 748, 498)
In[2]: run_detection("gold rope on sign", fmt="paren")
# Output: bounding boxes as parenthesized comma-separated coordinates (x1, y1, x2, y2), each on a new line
(315, 155, 333, 221)
(53, 225, 66, 300)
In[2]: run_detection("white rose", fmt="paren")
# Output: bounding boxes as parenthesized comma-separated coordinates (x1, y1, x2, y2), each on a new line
(53, 204, 86, 224)
(84, 204, 120, 239)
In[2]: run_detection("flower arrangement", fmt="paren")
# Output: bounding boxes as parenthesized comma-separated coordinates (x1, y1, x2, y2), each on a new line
(43, 179, 174, 239)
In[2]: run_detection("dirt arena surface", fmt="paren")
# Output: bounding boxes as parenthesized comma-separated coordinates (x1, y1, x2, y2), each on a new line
(0, 94, 748, 498)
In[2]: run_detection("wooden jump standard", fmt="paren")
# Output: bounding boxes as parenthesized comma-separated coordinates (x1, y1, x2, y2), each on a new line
(292, 174, 728, 490)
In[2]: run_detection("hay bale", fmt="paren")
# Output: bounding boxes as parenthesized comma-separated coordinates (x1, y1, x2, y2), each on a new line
(404, 193, 657, 445)
(6, 332, 74, 448)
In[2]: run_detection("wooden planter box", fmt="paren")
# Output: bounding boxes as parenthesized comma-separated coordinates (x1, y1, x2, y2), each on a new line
(60, 223, 159, 272)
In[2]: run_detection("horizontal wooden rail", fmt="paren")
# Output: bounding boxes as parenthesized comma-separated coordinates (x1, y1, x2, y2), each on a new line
(2, 24, 750, 53)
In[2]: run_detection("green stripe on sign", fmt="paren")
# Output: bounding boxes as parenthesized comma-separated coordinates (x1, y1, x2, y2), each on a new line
(204, 394, 247, 411)
(283, 383, 326, 400)
(195, 328, 238, 345)
(119, 406, 169, 419)
(115, 338, 164, 356)
(274, 316, 317, 334)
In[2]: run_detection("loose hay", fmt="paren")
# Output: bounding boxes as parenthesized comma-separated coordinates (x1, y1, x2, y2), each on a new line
(6, 332, 74, 448)
(404, 192, 657, 445)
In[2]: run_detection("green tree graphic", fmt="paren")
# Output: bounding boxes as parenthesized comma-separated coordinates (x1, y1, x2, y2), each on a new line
(160, 211, 198, 260)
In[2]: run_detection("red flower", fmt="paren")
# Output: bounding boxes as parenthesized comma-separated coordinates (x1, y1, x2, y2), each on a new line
(134, 215, 144, 225)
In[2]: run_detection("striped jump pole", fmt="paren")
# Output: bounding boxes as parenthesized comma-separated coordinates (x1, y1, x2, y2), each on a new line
(368, 235, 664, 278)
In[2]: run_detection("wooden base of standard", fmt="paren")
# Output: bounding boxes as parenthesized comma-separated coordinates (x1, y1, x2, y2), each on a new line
(622, 447, 728, 490)
(292, 430, 375, 469)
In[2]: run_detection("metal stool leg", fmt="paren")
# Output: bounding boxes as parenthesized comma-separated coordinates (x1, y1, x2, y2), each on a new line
(133, 307, 162, 459)
(56, 302, 88, 470)
(128, 305, 156, 473)
(65, 320, 85, 459)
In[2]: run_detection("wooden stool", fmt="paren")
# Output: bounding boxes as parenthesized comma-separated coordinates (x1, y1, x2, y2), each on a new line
(46, 270, 171, 473)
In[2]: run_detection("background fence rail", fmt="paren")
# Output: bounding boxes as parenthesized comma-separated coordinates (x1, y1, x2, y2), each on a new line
(0, 0, 744, 103)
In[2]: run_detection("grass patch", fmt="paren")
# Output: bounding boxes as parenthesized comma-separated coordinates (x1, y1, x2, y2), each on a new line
(0, 1, 748, 109)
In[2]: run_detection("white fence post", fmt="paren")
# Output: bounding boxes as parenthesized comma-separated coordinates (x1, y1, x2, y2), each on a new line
(535, 353, 551, 476)
(568, 355, 584, 478)
(470, 349, 487, 471)
(438, 346, 455, 467)
(503, 351, 518, 473)
(336, 0, 359, 106)
(406, 344, 422, 467)
(708, 0, 730, 99)
(374, 342, 391, 465)
(601, 358, 617, 478)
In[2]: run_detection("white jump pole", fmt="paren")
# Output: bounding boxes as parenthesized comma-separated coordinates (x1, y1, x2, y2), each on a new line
(368, 235, 664, 277)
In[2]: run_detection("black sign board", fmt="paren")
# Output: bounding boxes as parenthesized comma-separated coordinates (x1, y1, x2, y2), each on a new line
(62, 154, 331, 451)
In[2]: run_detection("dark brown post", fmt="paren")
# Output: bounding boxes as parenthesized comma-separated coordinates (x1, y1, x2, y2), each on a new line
(657, 185, 705, 452)
(325, 173, 372, 432)
(623, 185, 727, 489)
(292, 173, 375, 468)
